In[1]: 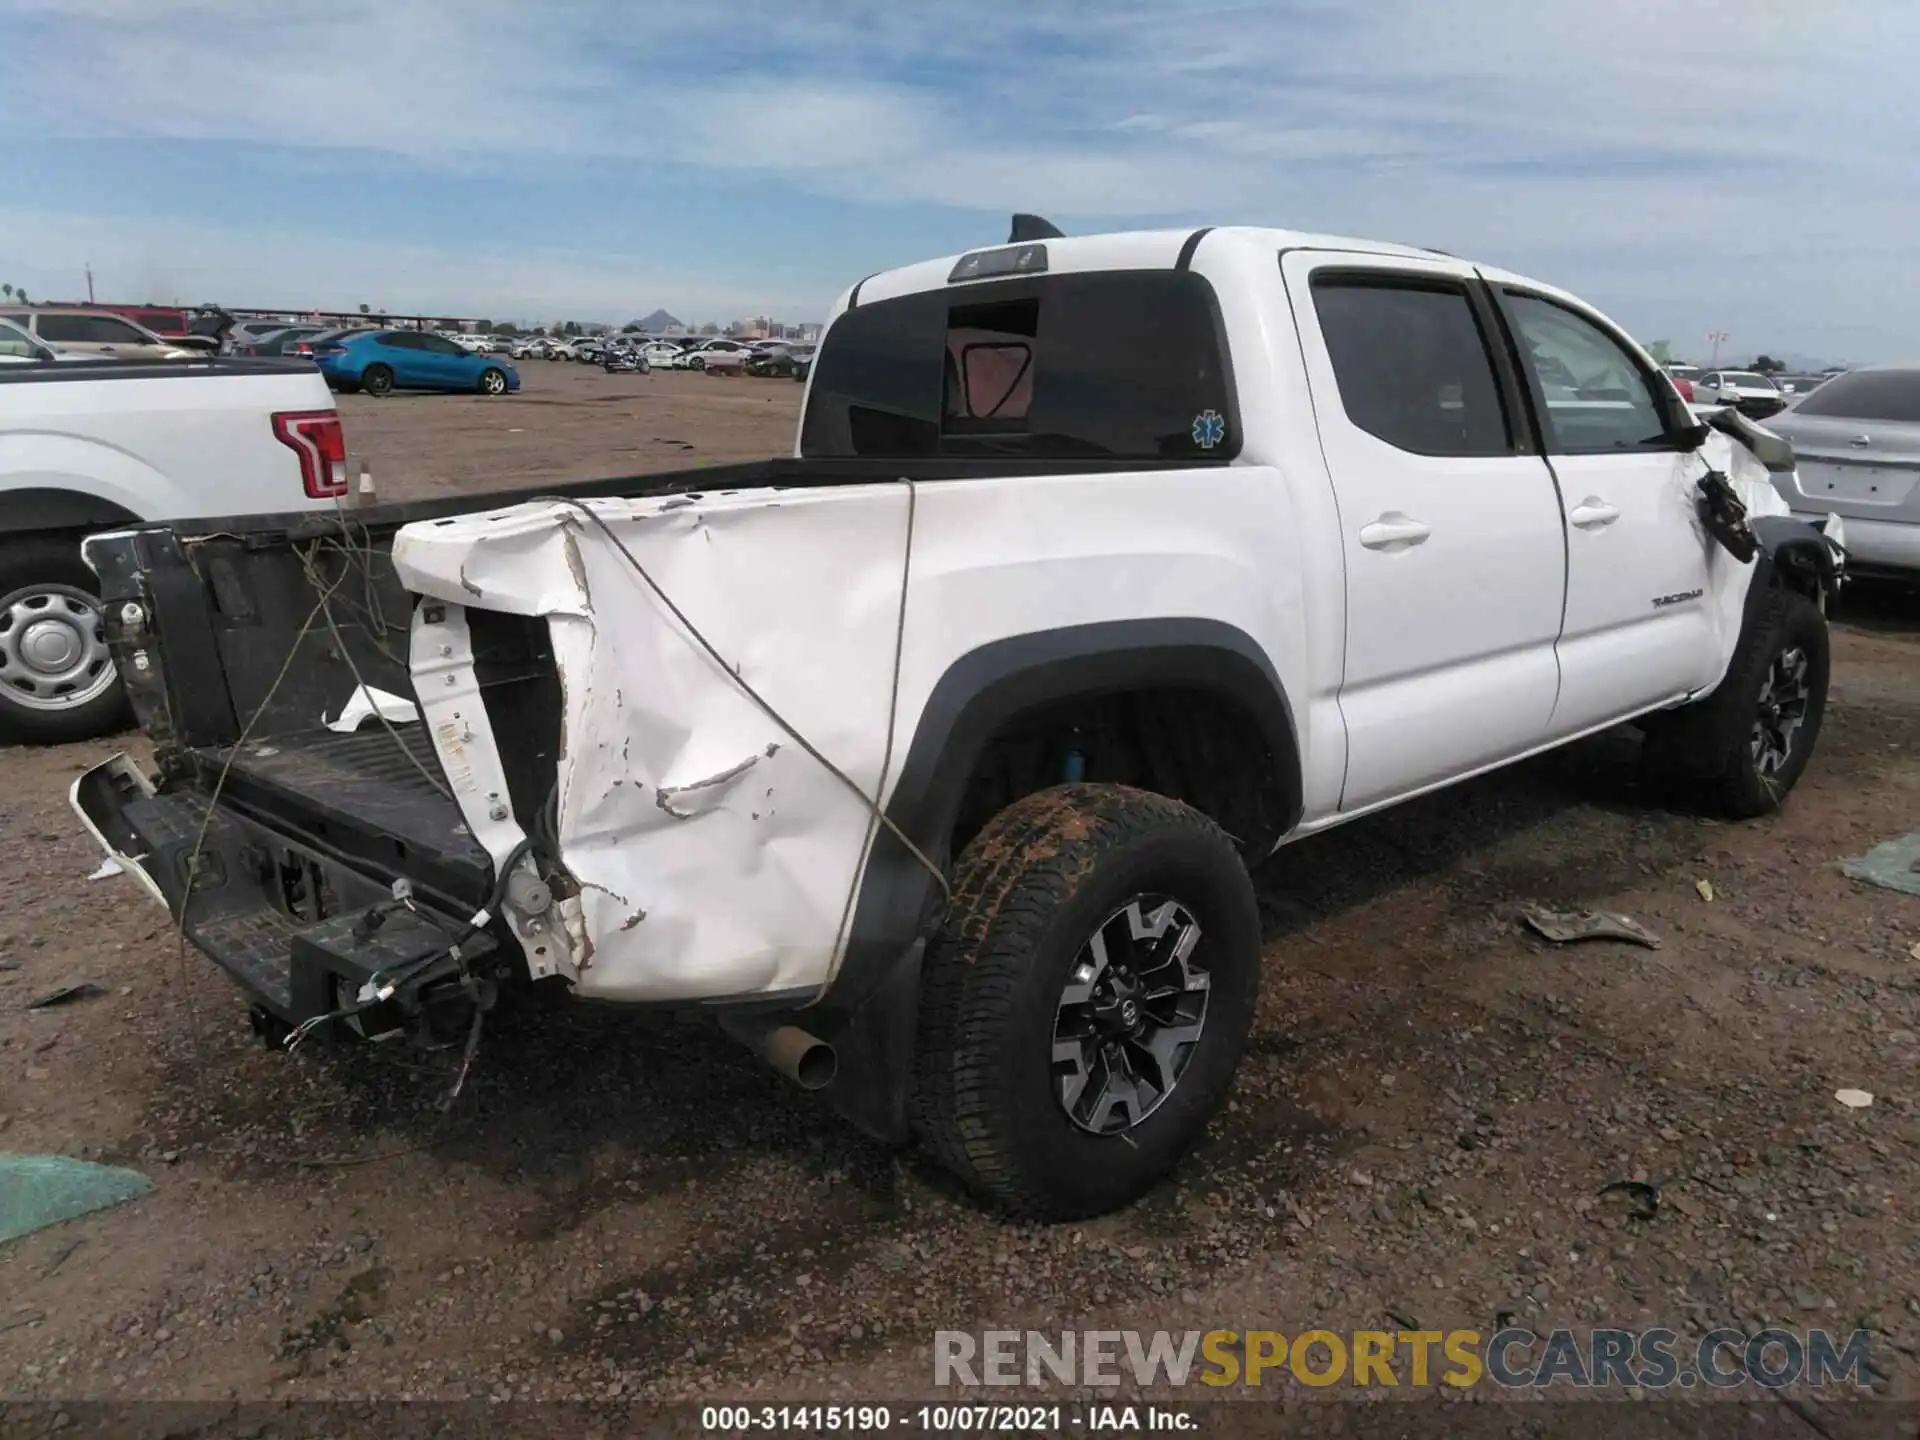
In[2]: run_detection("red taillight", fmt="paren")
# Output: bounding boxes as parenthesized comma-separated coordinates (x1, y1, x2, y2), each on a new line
(292, 342, 312, 355)
(272, 409, 348, 499)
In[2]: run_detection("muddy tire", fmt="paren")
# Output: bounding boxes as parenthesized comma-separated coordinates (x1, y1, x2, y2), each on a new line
(911, 784, 1260, 1220)
(0, 535, 130, 744)
(361, 364, 394, 397)
(1642, 587, 1829, 818)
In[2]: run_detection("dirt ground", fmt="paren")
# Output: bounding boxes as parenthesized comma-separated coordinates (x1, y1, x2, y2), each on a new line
(2, 358, 1918, 1427)
(337, 357, 804, 503)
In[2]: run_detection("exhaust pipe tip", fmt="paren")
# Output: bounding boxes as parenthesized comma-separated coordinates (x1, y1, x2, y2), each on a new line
(721, 1015, 837, 1092)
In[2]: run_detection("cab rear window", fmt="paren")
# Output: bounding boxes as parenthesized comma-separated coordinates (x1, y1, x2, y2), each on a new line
(800, 270, 1238, 461)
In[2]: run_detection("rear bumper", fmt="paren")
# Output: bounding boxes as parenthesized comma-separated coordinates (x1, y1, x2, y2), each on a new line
(1791, 510, 1920, 576)
(70, 754, 493, 1024)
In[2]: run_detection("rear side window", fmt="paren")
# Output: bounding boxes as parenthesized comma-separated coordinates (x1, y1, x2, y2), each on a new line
(1310, 277, 1512, 458)
(801, 270, 1237, 461)
(1792, 369, 1920, 421)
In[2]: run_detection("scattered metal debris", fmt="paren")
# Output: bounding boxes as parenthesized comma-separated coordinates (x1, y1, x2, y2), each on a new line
(324, 683, 421, 734)
(1519, 904, 1661, 950)
(1840, 834, 1920, 898)
(1597, 1180, 1660, 1222)
(1835, 1089, 1874, 1110)
(24, 982, 105, 1010)
(86, 858, 124, 881)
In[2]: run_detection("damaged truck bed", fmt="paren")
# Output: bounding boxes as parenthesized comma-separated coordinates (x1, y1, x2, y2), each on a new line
(72, 221, 1844, 1220)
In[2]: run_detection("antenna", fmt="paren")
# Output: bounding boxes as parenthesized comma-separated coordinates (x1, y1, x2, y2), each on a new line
(1008, 214, 1065, 243)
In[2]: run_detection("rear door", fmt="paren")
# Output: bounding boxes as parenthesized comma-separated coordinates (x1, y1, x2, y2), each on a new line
(1489, 284, 1720, 732)
(1283, 252, 1567, 811)
(376, 332, 429, 386)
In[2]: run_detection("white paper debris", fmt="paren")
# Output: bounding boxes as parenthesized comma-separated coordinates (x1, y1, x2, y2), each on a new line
(87, 858, 124, 880)
(1834, 1089, 1874, 1109)
(325, 684, 421, 733)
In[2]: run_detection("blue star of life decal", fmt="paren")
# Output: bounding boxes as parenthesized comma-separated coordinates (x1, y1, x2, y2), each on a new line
(1191, 408, 1226, 449)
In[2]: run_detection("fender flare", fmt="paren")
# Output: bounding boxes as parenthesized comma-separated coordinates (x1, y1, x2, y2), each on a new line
(0, 486, 143, 537)
(796, 616, 1302, 1143)
(1751, 514, 1843, 598)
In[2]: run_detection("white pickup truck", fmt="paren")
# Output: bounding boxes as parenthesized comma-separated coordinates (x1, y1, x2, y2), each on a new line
(0, 349, 344, 741)
(72, 221, 1843, 1219)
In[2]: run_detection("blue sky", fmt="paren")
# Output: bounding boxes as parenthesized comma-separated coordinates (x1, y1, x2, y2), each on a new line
(1, 0, 1913, 361)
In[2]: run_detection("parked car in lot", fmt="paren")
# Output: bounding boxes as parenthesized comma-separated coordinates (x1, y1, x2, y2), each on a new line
(0, 317, 91, 365)
(315, 330, 519, 396)
(680, 338, 750, 372)
(225, 319, 303, 353)
(1764, 364, 1918, 577)
(745, 343, 810, 378)
(1775, 374, 1828, 400)
(0, 350, 344, 741)
(0, 308, 199, 360)
(72, 220, 1843, 1220)
(544, 339, 578, 361)
(1694, 370, 1785, 417)
(481, 335, 516, 354)
(235, 326, 329, 357)
(509, 337, 546, 360)
(640, 341, 684, 370)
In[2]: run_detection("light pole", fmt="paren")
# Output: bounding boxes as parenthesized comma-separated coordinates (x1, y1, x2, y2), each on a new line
(85, 262, 94, 303)
(1707, 329, 1728, 367)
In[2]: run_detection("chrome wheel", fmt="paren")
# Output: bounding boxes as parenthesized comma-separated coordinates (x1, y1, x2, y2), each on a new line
(1751, 646, 1811, 776)
(0, 584, 115, 712)
(1052, 896, 1210, 1136)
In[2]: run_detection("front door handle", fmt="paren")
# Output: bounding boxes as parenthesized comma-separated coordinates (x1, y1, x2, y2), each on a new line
(1358, 513, 1432, 550)
(1568, 497, 1621, 529)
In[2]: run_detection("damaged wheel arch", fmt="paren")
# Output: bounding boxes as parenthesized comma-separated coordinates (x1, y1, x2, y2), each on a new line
(797, 616, 1302, 1146)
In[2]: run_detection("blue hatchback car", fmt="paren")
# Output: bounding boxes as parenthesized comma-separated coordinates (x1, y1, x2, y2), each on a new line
(314, 330, 519, 397)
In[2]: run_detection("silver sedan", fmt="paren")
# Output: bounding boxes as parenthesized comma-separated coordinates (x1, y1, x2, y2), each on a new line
(1765, 366, 1920, 578)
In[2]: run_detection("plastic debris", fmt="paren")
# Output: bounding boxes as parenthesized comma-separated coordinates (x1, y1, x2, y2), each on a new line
(1911, 943, 1920, 962)
(325, 683, 421, 734)
(1694, 878, 1715, 902)
(0, 1154, 154, 1243)
(1835, 1089, 1874, 1110)
(25, 982, 104, 1010)
(1841, 834, 1920, 898)
(1519, 904, 1661, 950)
(86, 858, 124, 880)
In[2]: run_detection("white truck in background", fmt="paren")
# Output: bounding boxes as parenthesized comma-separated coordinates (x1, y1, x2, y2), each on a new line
(0, 348, 345, 741)
(73, 220, 1845, 1219)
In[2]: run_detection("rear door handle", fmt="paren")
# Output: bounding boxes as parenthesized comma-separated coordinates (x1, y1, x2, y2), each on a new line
(1568, 498, 1621, 529)
(1358, 513, 1432, 550)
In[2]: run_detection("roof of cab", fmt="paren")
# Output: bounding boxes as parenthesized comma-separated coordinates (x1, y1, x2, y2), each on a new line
(840, 225, 1457, 314)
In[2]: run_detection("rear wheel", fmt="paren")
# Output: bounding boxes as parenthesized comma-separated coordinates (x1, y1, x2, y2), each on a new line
(686, 355, 706, 371)
(911, 784, 1260, 1219)
(478, 366, 508, 395)
(361, 364, 394, 397)
(0, 536, 129, 744)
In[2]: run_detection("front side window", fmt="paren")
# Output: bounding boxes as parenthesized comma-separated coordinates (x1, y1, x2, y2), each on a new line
(1502, 292, 1669, 453)
(802, 269, 1236, 461)
(419, 334, 467, 354)
(1310, 276, 1512, 458)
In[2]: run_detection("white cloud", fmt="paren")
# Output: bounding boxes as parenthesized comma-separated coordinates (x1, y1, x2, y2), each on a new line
(2, 0, 1915, 354)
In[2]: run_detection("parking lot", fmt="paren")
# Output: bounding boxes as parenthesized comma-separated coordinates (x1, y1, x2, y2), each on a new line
(3, 358, 1919, 1418)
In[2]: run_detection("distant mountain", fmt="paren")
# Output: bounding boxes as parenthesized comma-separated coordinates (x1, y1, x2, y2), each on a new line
(630, 309, 683, 332)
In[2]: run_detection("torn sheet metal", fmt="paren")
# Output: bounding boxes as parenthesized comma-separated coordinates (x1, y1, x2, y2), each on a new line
(393, 489, 914, 1003)
(1518, 904, 1661, 950)
(325, 682, 421, 733)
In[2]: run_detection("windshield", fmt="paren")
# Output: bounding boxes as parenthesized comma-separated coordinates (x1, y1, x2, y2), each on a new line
(1792, 368, 1920, 421)
(0, 317, 50, 359)
(1721, 371, 1775, 388)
